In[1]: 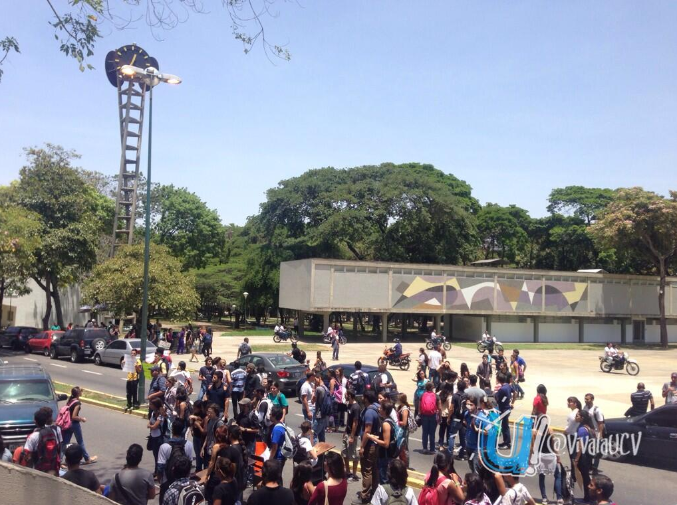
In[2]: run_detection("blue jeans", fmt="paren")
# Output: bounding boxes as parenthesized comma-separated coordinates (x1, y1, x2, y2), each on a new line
(313, 415, 328, 442)
(500, 410, 511, 446)
(62, 422, 91, 461)
(197, 382, 208, 401)
(539, 464, 562, 500)
(421, 414, 437, 452)
(448, 419, 463, 454)
(378, 456, 388, 484)
(429, 369, 440, 388)
(193, 434, 204, 471)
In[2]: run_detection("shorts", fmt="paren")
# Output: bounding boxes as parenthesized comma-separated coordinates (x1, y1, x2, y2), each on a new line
(342, 434, 360, 461)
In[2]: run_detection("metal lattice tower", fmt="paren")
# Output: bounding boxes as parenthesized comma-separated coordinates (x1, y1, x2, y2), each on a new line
(109, 78, 147, 257)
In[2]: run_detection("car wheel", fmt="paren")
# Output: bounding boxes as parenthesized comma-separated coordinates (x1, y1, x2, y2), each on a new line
(94, 354, 102, 366)
(92, 338, 106, 351)
(43, 347, 50, 357)
(603, 436, 627, 462)
(49, 347, 58, 359)
(70, 350, 81, 363)
(626, 362, 640, 376)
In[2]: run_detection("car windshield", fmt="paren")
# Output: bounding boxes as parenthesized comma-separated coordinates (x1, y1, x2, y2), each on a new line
(130, 341, 156, 351)
(0, 380, 53, 403)
(268, 355, 301, 367)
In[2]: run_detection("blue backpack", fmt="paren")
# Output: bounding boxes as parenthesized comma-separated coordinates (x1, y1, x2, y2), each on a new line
(203, 333, 213, 344)
(318, 386, 333, 416)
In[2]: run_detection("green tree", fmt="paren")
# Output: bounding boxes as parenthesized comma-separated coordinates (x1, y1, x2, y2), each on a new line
(15, 145, 107, 328)
(148, 184, 224, 270)
(590, 187, 677, 348)
(547, 186, 615, 224)
(0, 206, 42, 325)
(477, 204, 529, 264)
(0, 36, 20, 83)
(82, 243, 199, 320)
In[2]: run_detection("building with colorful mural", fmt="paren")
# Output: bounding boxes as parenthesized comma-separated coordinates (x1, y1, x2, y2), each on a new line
(279, 258, 677, 343)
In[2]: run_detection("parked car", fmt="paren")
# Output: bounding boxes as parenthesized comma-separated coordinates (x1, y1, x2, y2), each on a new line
(0, 364, 68, 452)
(295, 363, 398, 400)
(94, 338, 157, 368)
(225, 353, 307, 394)
(25, 330, 64, 356)
(0, 326, 40, 350)
(49, 328, 114, 363)
(603, 404, 677, 468)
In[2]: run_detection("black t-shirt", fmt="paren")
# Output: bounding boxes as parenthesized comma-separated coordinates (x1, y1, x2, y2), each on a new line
(214, 479, 239, 505)
(200, 366, 214, 385)
(291, 348, 302, 361)
(451, 392, 464, 421)
(247, 485, 294, 505)
(221, 444, 246, 491)
(237, 413, 257, 445)
(207, 383, 227, 412)
(346, 402, 362, 435)
(244, 374, 260, 397)
(63, 468, 100, 492)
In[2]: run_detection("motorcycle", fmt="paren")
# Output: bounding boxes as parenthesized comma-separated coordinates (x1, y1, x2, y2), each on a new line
(476, 339, 504, 353)
(425, 335, 451, 351)
(322, 333, 347, 345)
(273, 330, 298, 344)
(377, 346, 411, 370)
(599, 353, 639, 375)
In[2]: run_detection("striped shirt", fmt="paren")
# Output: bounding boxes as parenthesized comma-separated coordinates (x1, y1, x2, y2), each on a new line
(231, 368, 246, 393)
(629, 389, 653, 415)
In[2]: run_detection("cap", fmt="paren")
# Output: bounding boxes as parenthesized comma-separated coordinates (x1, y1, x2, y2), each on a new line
(238, 398, 252, 406)
(246, 363, 256, 371)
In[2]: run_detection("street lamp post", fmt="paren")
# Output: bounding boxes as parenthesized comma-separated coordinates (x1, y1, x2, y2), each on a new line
(243, 292, 249, 331)
(120, 64, 181, 405)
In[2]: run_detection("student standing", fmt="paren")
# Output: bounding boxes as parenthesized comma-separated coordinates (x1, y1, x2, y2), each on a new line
(308, 451, 348, 505)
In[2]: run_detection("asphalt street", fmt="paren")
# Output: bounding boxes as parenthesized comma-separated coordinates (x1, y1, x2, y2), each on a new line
(2, 348, 675, 504)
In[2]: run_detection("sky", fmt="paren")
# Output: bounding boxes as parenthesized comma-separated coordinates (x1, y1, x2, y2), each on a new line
(1, 1, 676, 225)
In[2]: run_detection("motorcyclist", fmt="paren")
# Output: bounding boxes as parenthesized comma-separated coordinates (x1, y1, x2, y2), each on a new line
(274, 324, 289, 339)
(393, 338, 402, 359)
(613, 343, 625, 366)
(604, 342, 618, 365)
(430, 329, 441, 346)
(481, 330, 495, 353)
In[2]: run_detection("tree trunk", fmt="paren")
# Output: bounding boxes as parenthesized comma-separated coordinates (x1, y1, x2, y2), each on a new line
(41, 276, 52, 330)
(50, 273, 65, 329)
(0, 278, 5, 327)
(658, 258, 668, 348)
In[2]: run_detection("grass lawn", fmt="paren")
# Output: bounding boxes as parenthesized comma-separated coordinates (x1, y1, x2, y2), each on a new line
(53, 381, 128, 408)
(452, 342, 677, 351)
(250, 343, 329, 352)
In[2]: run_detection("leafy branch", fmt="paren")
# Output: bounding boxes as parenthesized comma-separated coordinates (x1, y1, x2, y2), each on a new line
(0, 36, 20, 83)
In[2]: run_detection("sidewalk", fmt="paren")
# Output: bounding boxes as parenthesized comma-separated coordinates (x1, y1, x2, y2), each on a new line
(199, 333, 675, 428)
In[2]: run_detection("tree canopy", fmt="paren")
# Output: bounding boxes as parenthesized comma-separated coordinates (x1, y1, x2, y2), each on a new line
(82, 243, 199, 320)
(547, 185, 615, 224)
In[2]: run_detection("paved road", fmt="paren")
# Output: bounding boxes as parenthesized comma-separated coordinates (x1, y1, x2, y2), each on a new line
(3, 348, 675, 504)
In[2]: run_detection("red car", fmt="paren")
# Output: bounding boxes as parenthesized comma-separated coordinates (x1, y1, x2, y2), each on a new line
(26, 330, 64, 356)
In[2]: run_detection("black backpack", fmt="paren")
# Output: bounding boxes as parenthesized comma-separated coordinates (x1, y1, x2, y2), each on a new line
(382, 419, 399, 458)
(349, 371, 367, 395)
(165, 440, 187, 483)
(292, 435, 309, 463)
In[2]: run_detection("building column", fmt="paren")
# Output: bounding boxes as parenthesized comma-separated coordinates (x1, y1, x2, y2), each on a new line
(443, 314, 452, 340)
(533, 317, 539, 343)
(382, 313, 389, 343)
(353, 313, 358, 336)
(323, 312, 331, 334)
(298, 311, 305, 338)
(620, 319, 627, 344)
(434, 315, 442, 334)
(578, 318, 585, 343)
(401, 314, 407, 337)
(485, 316, 492, 335)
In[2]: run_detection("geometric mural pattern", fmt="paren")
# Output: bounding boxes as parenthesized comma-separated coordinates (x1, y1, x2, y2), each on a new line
(393, 276, 588, 313)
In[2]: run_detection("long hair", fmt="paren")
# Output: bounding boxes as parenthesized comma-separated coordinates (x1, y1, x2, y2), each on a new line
(387, 459, 408, 490)
(291, 462, 313, 494)
(568, 396, 582, 410)
(537, 384, 549, 407)
(68, 386, 81, 403)
(325, 451, 345, 480)
(426, 451, 449, 487)
(577, 409, 595, 430)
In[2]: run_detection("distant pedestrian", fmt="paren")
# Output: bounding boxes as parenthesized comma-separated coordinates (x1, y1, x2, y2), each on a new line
(147, 398, 166, 477)
(662, 372, 677, 404)
(494, 373, 513, 450)
(419, 381, 438, 455)
(237, 337, 251, 359)
(531, 384, 549, 418)
(626, 382, 655, 417)
(574, 410, 595, 503)
(418, 348, 428, 377)
(123, 348, 142, 412)
(203, 327, 213, 357)
(427, 345, 442, 388)
(412, 369, 429, 417)
(331, 330, 340, 360)
(197, 357, 214, 402)
(582, 393, 605, 474)
(476, 355, 492, 390)
(61, 387, 97, 465)
(177, 328, 186, 354)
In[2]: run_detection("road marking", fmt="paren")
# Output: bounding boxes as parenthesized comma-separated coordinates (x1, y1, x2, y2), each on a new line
(82, 370, 102, 375)
(294, 413, 304, 417)
(23, 357, 38, 362)
(51, 364, 67, 368)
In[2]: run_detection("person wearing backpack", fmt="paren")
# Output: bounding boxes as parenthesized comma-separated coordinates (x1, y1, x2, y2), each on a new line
(370, 459, 418, 505)
(343, 389, 361, 481)
(162, 456, 199, 505)
(365, 400, 397, 485)
(23, 406, 62, 475)
(312, 373, 331, 442)
(396, 394, 414, 469)
(268, 406, 290, 472)
(419, 381, 438, 455)
(349, 361, 369, 397)
(157, 419, 195, 502)
(110, 443, 156, 505)
(449, 381, 467, 459)
(61, 386, 97, 465)
(354, 390, 382, 505)
(202, 327, 213, 357)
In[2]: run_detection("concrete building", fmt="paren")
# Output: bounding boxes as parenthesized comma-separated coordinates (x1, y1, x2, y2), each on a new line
(1, 279, 87, 329)
(279, 258, 677, 343)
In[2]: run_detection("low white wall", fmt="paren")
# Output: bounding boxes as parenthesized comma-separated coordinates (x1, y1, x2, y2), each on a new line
(584, 323, 621, 343)
(492, 321, 534, 343)
(539, 322, 579, 343)
(645, 322, 677, 343)
(1, 461, 114, 505)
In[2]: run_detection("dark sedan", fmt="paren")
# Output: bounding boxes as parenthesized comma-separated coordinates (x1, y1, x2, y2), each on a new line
(295, 363, 398, 400)
(225, 353, 307, 394)
(0, 326, 40, 350)
(603, 404, 677, 468)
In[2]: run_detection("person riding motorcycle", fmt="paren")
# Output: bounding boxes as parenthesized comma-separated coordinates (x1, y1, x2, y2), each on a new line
(604, 342, 620, 365)
(481, 330, 495, 353)
(393, 338, 402, 359)
(274, 324, 290, 339)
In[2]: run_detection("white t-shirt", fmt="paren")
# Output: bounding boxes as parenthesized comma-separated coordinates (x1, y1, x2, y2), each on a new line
(564, 408, 579, 436)
(274, 325, 280, 333)
(430, 330, 437, 339)
(496, 482, 532, 505)
(24, 425, 63, 452)
(300, 381, 315, 414)
(428, 350, 442, 370)
(371, 485, 418, 505)
(326, 326, 334, 336)
(583, 404, 604, 434)
(298, 436, 317, 467)
(170, 369, 191, 385)
(418, 353, 426, 365)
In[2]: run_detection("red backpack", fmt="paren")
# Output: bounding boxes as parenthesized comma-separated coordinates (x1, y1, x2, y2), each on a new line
(56, 401, 74, 431)
(418, 485, 439, 505)
(420, 392, 437, 416)
(33, 426, 60, 473)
